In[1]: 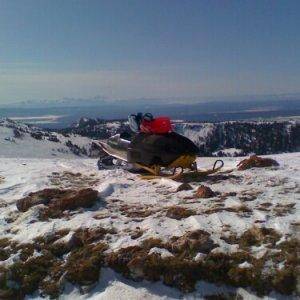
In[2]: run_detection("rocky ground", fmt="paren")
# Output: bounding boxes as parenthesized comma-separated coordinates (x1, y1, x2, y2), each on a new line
(0, 154, 299, 299)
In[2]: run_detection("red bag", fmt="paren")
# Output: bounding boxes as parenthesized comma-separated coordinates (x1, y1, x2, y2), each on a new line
(140, 116, 172, 134)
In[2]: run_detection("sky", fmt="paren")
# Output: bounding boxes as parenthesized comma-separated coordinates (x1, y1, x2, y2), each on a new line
(0, 0, 300, 104)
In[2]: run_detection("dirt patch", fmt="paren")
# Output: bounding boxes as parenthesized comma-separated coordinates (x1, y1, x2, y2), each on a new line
(9, 251, 56, 296)
(130, 229, 144, 240)
(0, 227, 298, 298)
(203, 174, 242, 185)
(106, 244, 199, 292)
(273, 203, 296, 217)
(0, 199, 8, 209)
(48, 171, 99, 189)
(176, 183, 193, 192)
(0, 229, 109, 299)
(220, 192, 237, 199)
(239, 227, 281, 249)
(237, 155, 279, 170)
(166, 206, 196, 220)
(204, 204, 252, 215)
(239, 189, 262, 202)
(71, 227, 116, 247)
(105, 233, 298, 296)
(167, 230, 217, 256)
(65, 243, 107, 286)
(119, 204, 157, 218)
(179, 172, 242, 185)
(225, 204, 252, 213)
(16, 188, 99, 219)
(0, 238, 14, 261)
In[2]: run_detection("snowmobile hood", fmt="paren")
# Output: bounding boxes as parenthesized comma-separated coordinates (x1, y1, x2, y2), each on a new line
(127, 132, 199, 166)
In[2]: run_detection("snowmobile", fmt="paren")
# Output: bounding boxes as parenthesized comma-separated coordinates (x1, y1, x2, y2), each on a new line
(97, 132, 224, 180)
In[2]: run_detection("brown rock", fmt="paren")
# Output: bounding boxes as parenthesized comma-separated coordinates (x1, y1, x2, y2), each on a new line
(50, 188, 98, 211)
(16, 188, 57, 211)
(16, 188, 99, 213)
(237, 155, 279, 170)
(176, 183, 193, 192)
(195, 185, 216, 198)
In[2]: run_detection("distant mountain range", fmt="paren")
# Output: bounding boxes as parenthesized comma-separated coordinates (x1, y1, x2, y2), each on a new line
(1, 95, 300, 129)
(2, 93, 300, 108)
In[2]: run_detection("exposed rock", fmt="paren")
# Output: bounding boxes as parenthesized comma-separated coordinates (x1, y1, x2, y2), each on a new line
(90, 141, 106, 158)
(30, 131, 43, 140)
(49, 188, 98, 211)
(176, 183, 193, 192)
(17, 189, 55, 212)
(16, 188, 99, 214)
(237, 155, 279, 170)
(65, 140, 85, 156)
(195, 185, 216, 198)
(48, 135, 60, 143)
(13, 128, 24, 139)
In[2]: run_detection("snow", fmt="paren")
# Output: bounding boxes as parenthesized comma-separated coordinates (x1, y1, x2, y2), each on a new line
(212, 148, 244, 157)
(238, 261, 253, 269)
(0, 123, 299, 299)
(0, 118, 94, 158)
(105, 122, 121, 130)
(148, 247, 174, 258)
(175, 123, 215, 146)
(194, 252, 207, 262)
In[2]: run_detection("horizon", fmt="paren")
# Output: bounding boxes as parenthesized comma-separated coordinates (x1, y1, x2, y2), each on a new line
(1, 92, 300, 108)
(1, 0, 300, 104)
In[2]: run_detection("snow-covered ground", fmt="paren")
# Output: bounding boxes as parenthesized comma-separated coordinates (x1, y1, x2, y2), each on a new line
(0, 118, 98, 158)
(0, 150, 299, 299)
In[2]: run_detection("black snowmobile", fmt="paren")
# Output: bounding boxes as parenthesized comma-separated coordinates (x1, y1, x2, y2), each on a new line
(97, 132, 223, 180)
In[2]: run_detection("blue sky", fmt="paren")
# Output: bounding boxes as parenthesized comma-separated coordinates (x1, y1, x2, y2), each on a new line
(0, 0, 299, 103)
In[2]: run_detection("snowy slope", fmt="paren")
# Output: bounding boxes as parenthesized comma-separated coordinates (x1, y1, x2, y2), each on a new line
(0, 118, 100, 158)
(0, 151, 299, 299)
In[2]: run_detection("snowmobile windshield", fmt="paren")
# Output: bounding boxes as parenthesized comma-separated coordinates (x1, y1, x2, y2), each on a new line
(128, 114, 140, 133)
